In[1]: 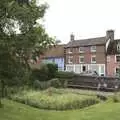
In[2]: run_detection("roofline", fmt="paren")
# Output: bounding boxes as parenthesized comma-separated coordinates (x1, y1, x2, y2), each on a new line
(64, 43, 106, 48)
(73, 36, 106, 41)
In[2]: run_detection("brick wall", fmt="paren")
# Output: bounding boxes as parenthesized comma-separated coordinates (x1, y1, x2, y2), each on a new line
(65, 45, 106, 64)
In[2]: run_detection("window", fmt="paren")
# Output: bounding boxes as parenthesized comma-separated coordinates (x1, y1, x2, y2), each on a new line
(79, 47, 84, 53)
(116, 55, 120, 62)
(116, 68, 120, 76)
(68, 56, 73, 63)
(91, 55, 96, 63)
(91, 46, 96, 52)
(79, 56, 84, 63)
(117, 44, 120, 52)
(66, 66, 74, 72)
(68, 48, 73, 53)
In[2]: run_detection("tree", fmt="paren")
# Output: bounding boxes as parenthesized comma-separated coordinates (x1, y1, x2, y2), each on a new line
(0, 0, 54, 100)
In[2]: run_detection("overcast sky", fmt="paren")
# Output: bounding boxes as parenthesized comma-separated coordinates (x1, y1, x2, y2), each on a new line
(38, 0, 120, 43)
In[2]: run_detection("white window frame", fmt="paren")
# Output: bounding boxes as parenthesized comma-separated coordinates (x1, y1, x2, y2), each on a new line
(79, 47, 84, 53)
(79, 56, 84, 63)
(68, 48, 73, 53)
(91, 46, 96, 52)
(115, 67, 120, 76)
(91, 55, 96, 63)
(68, 56, 73, 64)
(115, 55, 120, 63)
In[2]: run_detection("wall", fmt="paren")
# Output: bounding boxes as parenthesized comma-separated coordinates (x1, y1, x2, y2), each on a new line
(65, 45, 106, 75)
(65, 45, 106, 64)
(42, 57, 64, 71)
(66, 64, 105, 76)
(107, 55, 119, 76)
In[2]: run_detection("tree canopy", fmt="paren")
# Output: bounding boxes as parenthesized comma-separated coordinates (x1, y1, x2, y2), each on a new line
(0, 0, 54, 96)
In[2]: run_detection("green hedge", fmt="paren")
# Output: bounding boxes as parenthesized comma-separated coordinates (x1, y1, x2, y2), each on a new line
(30, 63, 58, 85)
(55, 71, 75, 79)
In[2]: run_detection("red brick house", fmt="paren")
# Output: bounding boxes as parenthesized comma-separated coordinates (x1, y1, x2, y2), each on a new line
(64, 30, 114, 76)
(107, 39, 120, 76)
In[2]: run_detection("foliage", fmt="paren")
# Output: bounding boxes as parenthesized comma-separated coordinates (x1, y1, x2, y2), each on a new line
(55, 71, 75, 79)
(30, 63, 58, 85)
(0, 0, 54, 98)
(10, 88, 99, 110)
(112, 93, 120, 103)
(46, 63, 58, 80)
(49, 78, 61, 88)
(30, 65, 49, 83)
(33, 80, 50, 90)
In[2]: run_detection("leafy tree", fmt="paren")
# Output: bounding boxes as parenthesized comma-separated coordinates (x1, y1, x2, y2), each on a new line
(0, 0, 54, 99)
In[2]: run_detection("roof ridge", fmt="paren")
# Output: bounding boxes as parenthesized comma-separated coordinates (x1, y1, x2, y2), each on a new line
(74, 36, 106, 41)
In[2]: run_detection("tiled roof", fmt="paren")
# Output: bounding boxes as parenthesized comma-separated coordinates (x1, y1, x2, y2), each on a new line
(43, 45, 65, 58)
(65, 37, 106, 47)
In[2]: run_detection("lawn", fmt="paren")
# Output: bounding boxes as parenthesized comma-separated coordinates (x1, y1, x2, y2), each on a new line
(0, 99, 120, 120)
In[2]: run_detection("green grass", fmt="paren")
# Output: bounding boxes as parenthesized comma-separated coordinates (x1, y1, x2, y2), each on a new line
(0, 99, 120, 120)
(9, 88, 99, 110)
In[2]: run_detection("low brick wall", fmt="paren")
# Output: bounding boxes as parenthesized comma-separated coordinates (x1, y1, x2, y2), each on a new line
(67, 75, 120, 91)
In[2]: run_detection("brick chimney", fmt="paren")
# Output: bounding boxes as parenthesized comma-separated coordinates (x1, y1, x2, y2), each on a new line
(106, 30, 114, 41)
(70, 33, 75, 41)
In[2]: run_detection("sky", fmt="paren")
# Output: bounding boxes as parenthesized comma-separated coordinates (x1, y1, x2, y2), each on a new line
(38, 0, 120, 43)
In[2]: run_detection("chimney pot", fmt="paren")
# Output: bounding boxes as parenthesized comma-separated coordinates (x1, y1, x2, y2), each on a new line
(70, 33, 75, 41)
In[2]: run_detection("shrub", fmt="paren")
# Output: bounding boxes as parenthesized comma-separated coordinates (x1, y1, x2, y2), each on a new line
(33, 80, 50, 90)
(39, 81, 50, 90)
(55, 71, 75, 79)
(46, 63, 58, 80)
(49, 78, 61, 88)
(113, 95, 120, 103)
(30, 65, 49, 83)
(59, 79, 68, 88)
(30, 63, 58, 85)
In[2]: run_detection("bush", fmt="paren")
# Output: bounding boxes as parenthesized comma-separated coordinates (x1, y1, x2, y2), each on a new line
(55, 71, 75, 79)
(49, 78, 61, 88)
(30, 65, 49, 82)
(33, 80, 50, 90)
(46, 63, 58, 80)
(59, 79, 68, 88)
(30, 63, 58, 86)
(113, 95, 120, 103)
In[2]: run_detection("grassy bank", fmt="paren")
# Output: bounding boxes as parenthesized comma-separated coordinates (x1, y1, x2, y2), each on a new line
(0, 99, 120, 120)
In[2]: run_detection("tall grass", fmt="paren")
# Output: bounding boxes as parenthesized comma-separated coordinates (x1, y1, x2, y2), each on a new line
(10, 88, 99, 110)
